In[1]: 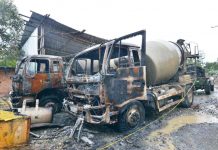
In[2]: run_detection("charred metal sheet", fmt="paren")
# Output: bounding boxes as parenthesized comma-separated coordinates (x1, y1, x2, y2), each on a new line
(50, 72, 63, 87)
(151, 84, 184, 111)
(104, 66, 146, 105)
(68, 83, 100, 99)
(67, 73, 101, 84)
(22, 76, 32, 94)
(158, 99, 182, 112)
(104, 78, 128, 104)
(63, 98, 118, 124)
(77, 84, 99, 95)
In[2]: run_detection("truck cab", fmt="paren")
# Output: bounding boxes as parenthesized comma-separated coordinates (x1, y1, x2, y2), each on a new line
(65, 31, 146, 129)
(64, 30, 194, 131)
(187, 65, 214, 94)
(11, 55, 66, 113)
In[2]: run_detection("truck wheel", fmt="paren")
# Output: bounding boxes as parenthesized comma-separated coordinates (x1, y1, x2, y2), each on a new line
(117, 101, 145, 132)
(211, 85, 214, 91)
(205, 83, 211, 95)
(39, 95, 62, 113)
(181, 85, 194, 108)
(11, 98, 22, 108)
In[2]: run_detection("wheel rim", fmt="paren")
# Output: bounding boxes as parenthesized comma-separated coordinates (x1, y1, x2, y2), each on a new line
(127, 106, 141, 127)
(44, 101, 57, 112)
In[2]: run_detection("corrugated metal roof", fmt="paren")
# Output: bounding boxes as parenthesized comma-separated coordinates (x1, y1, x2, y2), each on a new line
(20, 11, 107, 50)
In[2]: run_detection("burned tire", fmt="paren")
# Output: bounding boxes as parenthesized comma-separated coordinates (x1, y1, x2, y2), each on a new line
(181, 85, 194, 108)
(39, 95, 62, 113)
(117, 101, 145, 132)
(205, 83, 211, 95)
(11, 98, 22, 108)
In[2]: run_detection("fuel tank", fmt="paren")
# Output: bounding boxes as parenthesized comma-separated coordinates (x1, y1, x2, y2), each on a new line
(146, 41, 183, 85)
(18, 100, 52, 124)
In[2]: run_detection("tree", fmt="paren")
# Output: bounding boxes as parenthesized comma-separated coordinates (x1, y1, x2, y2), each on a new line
(205, 62, 218, 75)
(0, 0, 23, 67)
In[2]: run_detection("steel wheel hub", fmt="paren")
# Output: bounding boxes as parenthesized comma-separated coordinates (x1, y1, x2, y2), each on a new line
(44, 102, 56, 111)
(127, 108, 140, 127)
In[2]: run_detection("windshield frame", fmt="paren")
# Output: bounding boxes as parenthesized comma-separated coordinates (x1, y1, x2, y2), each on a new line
(15, 57, 27, 75)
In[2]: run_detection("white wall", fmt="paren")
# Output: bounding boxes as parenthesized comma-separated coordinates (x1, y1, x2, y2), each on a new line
(21, 28, 38, 56)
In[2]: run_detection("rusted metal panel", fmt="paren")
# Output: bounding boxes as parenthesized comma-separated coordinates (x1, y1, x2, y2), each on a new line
(50, 58, 64, 88)
(157, 89, 183, 100)
(104, 66, 146, 105)
(158, 99, 182, 112)
(50, 72, 63, 87)
(151, 84, 184, 111)
(31, 73, 49, 93)
(0, 111, 30, 149)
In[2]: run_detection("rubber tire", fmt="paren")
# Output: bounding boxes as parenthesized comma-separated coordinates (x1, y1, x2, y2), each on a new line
(11, 99, 22, 108)
(117, 101, 145, 132)
(39, 95, 62, 113)
(181, 85, 194, 108)
(205, 83, 211, 95)
(211, 85, 214, 91)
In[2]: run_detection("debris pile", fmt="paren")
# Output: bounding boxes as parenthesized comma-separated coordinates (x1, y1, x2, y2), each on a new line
(28, 112, 96, 149)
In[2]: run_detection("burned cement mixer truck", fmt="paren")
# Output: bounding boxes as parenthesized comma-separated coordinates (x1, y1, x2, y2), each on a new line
(64, 30, 195, 131)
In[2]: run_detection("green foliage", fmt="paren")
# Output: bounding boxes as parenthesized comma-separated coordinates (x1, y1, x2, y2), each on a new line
(204, 62, 218, 75)
(0, 58, 16, 67)
(0, 0, 23, 67)
(187, 58, 204, 68)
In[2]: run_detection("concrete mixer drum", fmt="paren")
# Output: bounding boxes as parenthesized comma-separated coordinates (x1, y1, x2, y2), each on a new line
(145, 41, 184, 86)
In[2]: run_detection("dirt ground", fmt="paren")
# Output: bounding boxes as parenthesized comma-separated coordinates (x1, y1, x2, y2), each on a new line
(20, 81, 218, 150)
(1, 77, 217, 150)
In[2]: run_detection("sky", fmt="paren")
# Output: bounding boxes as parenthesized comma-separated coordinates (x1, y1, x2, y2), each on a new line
(14, 0, 218, 62)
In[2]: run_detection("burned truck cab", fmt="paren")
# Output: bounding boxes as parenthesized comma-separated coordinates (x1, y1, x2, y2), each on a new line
(10, 55, 66, 113)
(65, 30, 195, 131)
(65, 31, 147, 128)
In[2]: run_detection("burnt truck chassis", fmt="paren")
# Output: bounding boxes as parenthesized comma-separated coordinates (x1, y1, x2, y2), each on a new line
(63, 30, 193, 130)
(10, 55, 67, 113)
